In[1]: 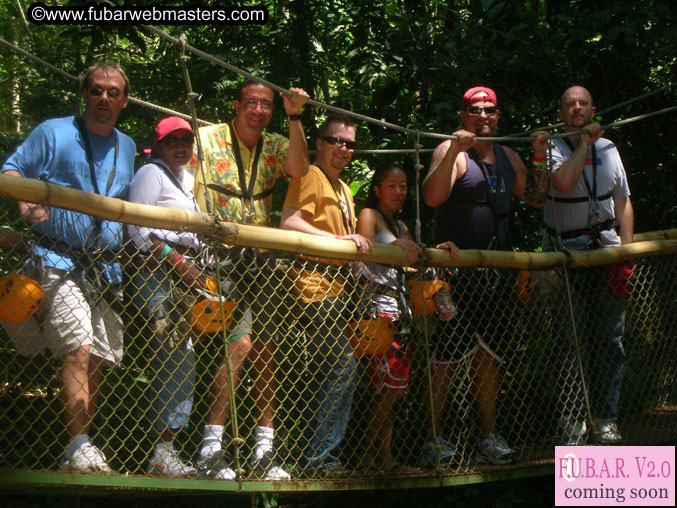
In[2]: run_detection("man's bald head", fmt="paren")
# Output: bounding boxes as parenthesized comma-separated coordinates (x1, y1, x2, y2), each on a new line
(560, 86, 593, 109)
(559, 86, 596, 130)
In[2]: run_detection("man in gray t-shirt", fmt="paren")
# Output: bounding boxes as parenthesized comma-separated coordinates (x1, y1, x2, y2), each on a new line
(544, 85, 633, 446)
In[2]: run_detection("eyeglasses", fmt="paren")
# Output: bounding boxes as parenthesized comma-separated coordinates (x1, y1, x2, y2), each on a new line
(323, 136, 357, 150)
(88, 87, 123, 99)
(466, 105, 498, 116)
(242, 99, 274, 111)
(162, 136, 194, 148)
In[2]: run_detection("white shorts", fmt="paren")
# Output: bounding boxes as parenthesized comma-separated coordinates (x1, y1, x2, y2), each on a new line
(41, 267, 123, 365)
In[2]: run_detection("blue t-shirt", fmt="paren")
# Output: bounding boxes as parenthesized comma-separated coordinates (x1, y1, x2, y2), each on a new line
(2, 116, 136, 280)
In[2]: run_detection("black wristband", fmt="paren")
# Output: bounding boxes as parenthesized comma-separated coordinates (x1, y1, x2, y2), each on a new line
(287, 114, 303, 121)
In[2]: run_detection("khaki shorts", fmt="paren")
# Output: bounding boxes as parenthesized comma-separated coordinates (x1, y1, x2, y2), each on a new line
(41, 267, 123, 365)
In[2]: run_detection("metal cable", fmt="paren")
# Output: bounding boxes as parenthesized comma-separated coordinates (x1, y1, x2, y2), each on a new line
(413, 132, 423, 245)
(3, 34, 674, 151)
(505, 82, 674, 137)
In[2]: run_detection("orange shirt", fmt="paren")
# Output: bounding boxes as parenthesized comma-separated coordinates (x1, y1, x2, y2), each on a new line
(283, 164, 356, 303)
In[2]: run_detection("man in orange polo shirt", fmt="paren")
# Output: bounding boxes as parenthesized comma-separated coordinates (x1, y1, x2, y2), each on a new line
(281, 115, 371, 474)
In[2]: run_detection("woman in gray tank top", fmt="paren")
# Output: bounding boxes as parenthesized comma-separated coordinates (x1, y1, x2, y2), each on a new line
(355, 163, 421, 473)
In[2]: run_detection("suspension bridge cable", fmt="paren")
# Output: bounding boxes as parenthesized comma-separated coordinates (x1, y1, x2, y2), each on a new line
(2, 35, 675, 151)
(504, 82, 675, 138)
(0, 36, 214, 126)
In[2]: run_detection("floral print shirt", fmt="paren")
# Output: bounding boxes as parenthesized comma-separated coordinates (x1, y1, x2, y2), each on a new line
(189, 123, 288, 225)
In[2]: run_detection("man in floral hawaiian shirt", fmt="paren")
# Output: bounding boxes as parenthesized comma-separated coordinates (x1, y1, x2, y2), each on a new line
(189, 79, 310, 480)
(192, 79, 309, 223)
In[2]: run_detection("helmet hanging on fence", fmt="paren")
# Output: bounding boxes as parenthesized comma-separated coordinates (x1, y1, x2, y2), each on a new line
(191, 288, 236, 334)
(405, 280, 451, 316)
(347, 317, 395, 357)
(204, 275, 218, 293)
(516, 270, 535, 303)
(0, 274, 45, 324)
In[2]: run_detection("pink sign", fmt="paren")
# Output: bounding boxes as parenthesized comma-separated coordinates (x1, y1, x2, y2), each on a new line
(555, 446, 675, 506)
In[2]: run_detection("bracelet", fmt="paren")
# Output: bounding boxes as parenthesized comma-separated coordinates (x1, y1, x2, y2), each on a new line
(159, 245, 172, 260)
(533, 156, 547, 162)
(170, 254, 185, 268)
(288, 114, 303, 121)
(533, 160, 548, 167)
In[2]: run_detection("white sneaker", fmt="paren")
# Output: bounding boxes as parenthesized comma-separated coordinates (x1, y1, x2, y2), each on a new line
(147, 444, 196, 477)
(250, 450, 290, 480)
(419, 436, 461, 467)
(264, 465, 291, 480)
(476, 433, 517, 465)
(59, 444, 112, 474)
(560, 419, 587, 446)
(196, 450, 237, 480)
(592, 418, 622, 444)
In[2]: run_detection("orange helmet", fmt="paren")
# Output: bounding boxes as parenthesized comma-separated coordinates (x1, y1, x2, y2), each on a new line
(516, 270, 535, 303)
(0, 274, 45, 324)
(204, 275, 218, 293)
(406, 280, 451, 316)
(347, 317, 394, 357)
(192, 289, 236, 334)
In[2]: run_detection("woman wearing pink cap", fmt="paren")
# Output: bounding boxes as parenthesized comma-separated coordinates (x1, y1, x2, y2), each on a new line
(127, 117, 210, 477)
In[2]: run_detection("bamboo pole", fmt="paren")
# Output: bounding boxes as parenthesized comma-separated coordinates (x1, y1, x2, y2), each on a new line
(633, 229, 677, 242)
(2, 174, 676, 269)
(0, 173, 216, 235)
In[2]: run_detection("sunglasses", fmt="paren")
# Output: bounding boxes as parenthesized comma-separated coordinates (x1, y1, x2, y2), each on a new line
(466, 105, 498, 116)
(88, 87, 123, 99)
(162, 136, 194, 148)
(323, 136, 357, 150)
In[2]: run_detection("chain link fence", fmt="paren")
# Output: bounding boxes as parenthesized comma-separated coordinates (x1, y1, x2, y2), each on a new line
(0, 186, 675, 492)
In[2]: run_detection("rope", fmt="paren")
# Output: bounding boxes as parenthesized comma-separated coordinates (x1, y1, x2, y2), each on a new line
(544, 140, 594, 439)
(3, 33, 674, 149)
(505, 82, 674, 137)
(561, 266, 595, 438)
(551, 105, 677, 138)
(211, 245, 246, 483)
(177, 32, 213, 212)
(0, 36, 213, 126)
(130, 97, 213, 126)
(132, 22, 568, 143)
(353, 148, 435, 155)
(417, 272, 440, 469)
(412, 132, 423, 245)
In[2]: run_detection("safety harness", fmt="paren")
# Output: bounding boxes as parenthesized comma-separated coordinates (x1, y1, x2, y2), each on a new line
(546, 139, 615, 248)
(206, 121, 273, 225)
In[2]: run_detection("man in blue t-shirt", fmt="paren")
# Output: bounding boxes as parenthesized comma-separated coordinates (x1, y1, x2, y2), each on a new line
(2, 62, 136, 473)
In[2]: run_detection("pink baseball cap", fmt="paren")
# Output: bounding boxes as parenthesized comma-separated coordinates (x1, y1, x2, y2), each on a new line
(462, 86, 498, 108)
(155, 116, 194, 141)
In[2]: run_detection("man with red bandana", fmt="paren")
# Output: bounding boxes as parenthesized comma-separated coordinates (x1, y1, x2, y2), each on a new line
(543, 86, 632, 446)
(189, 79, 310, 480)
(421, 86, 549, 466)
